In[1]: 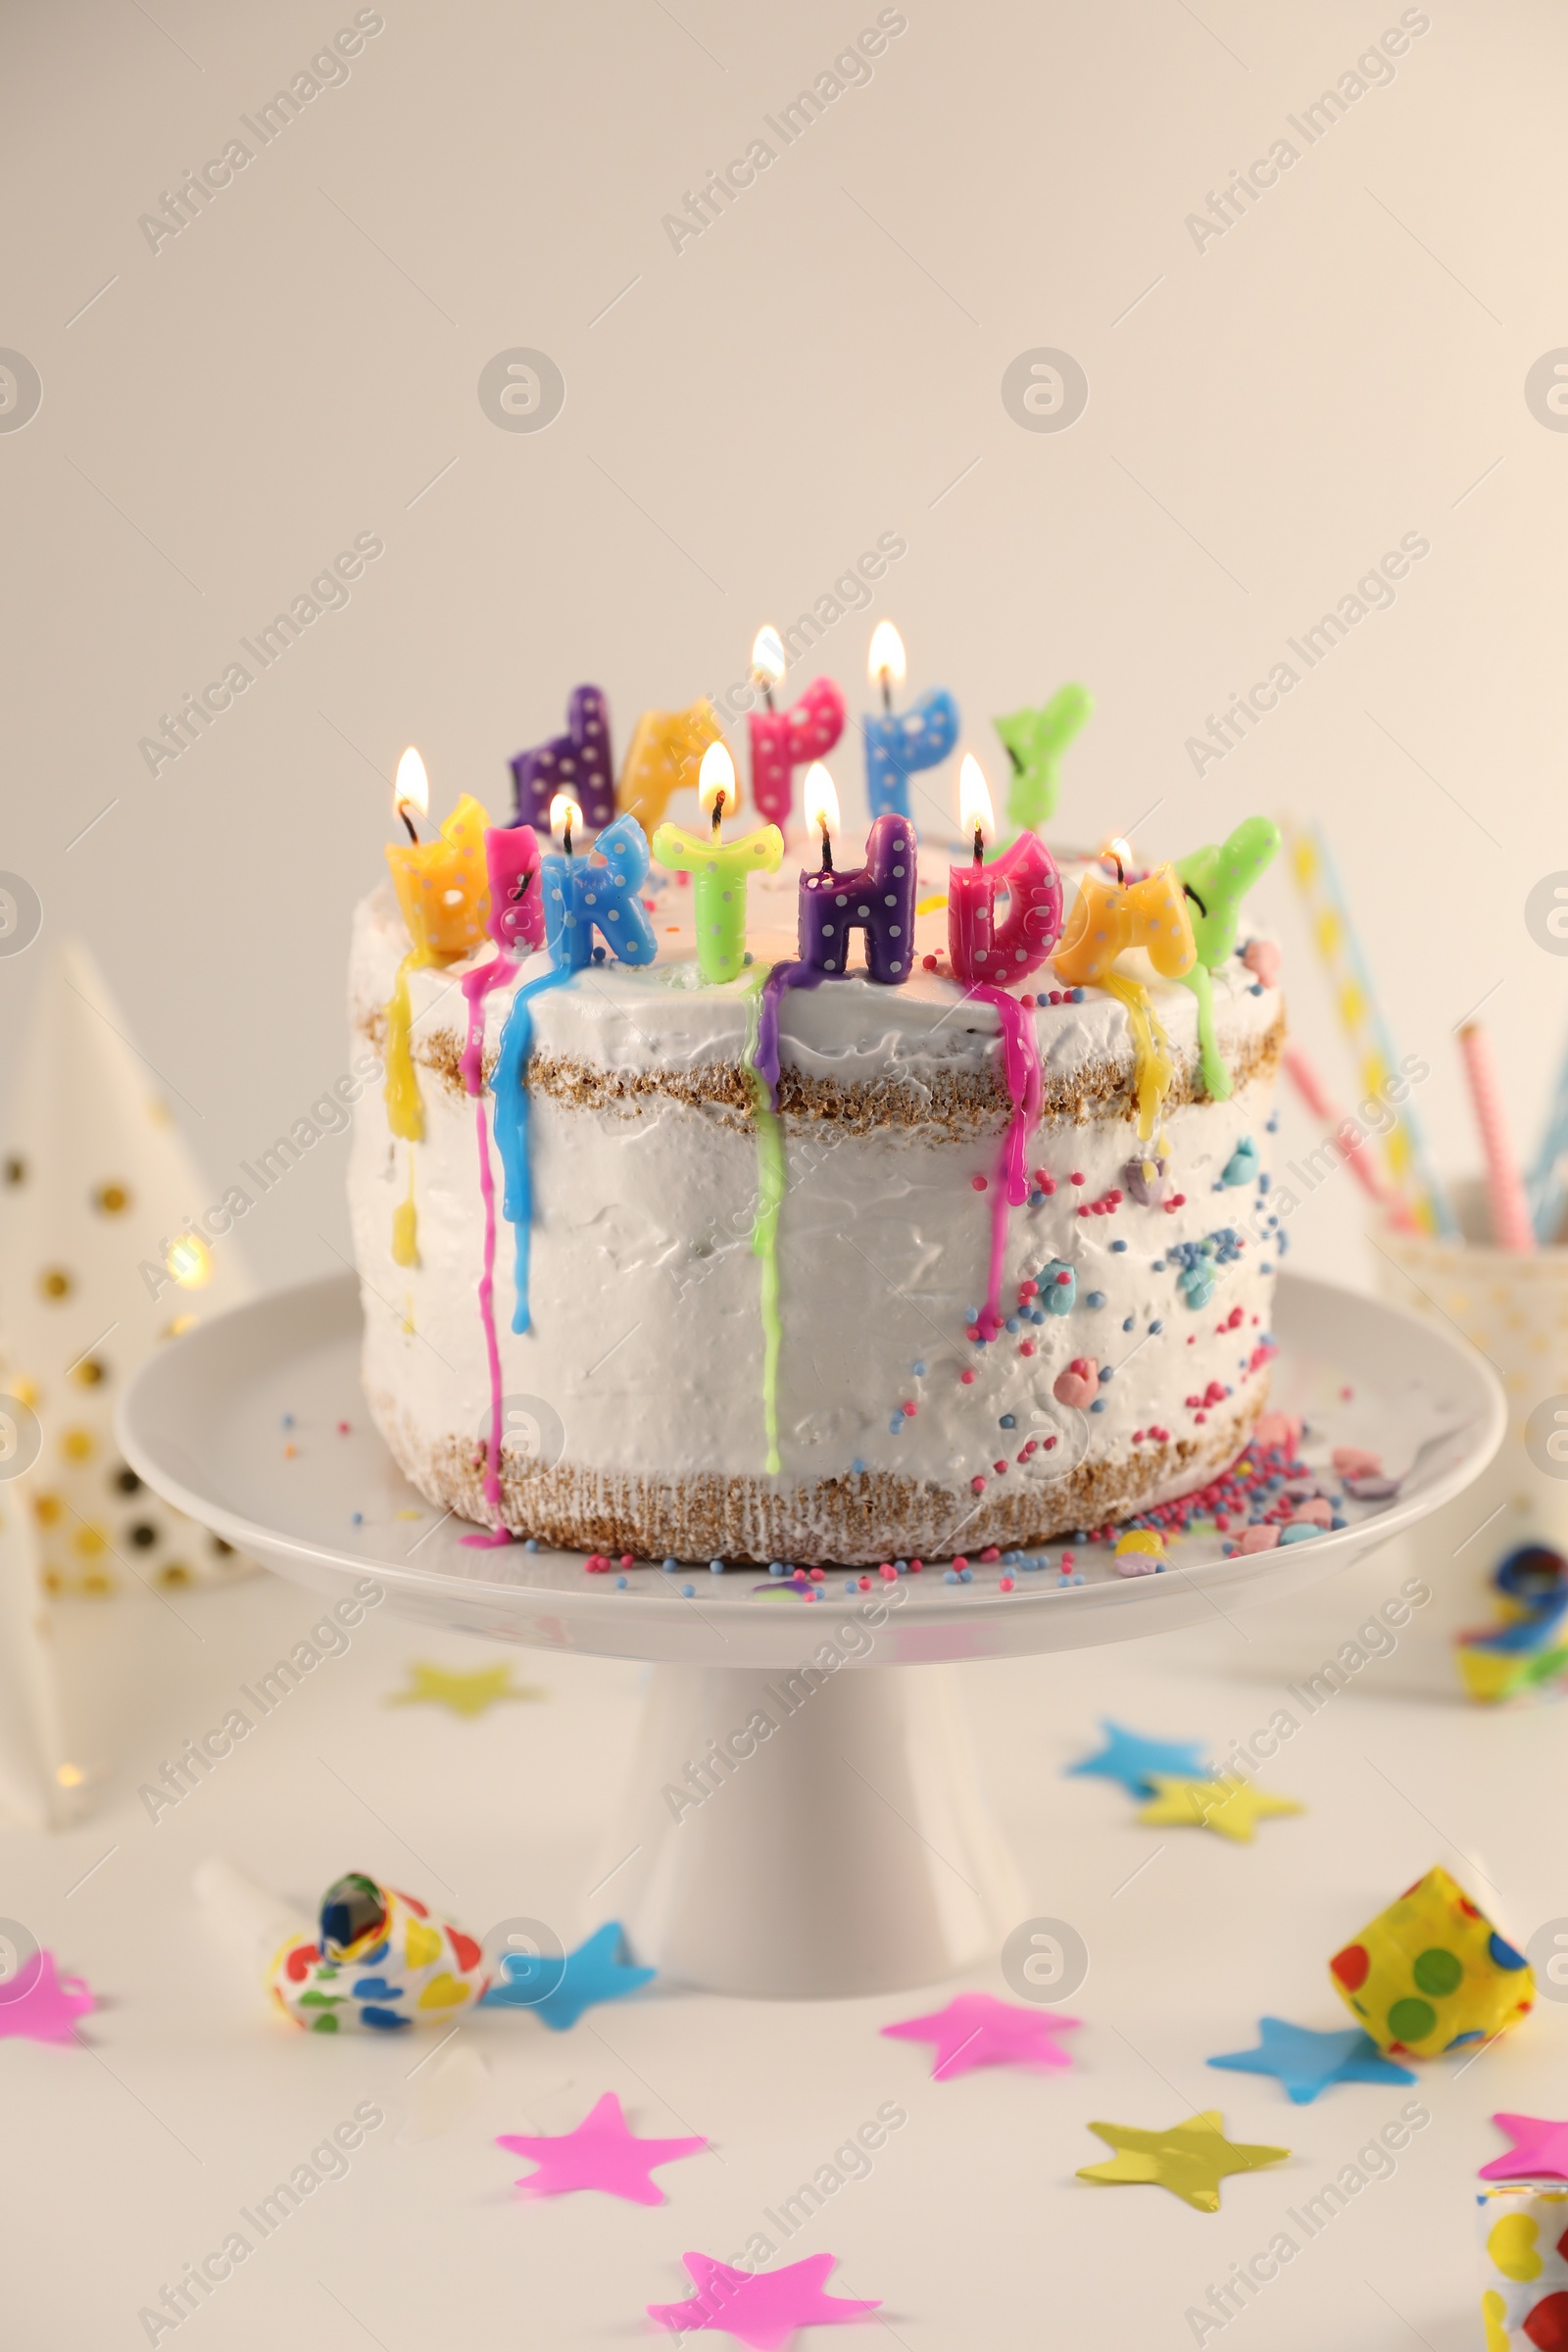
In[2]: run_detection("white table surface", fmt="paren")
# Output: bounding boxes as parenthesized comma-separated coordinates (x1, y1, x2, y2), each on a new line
(5, 1511, 1561, 2352)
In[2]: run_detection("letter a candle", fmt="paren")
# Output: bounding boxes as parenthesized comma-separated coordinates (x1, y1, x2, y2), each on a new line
(654, 743, 783, 984)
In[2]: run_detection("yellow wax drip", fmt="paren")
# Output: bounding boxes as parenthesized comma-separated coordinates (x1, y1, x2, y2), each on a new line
(1103, 970, 1175, 1151)
(384, 952, 424, 1143)
(391, 1146, 419, 1267)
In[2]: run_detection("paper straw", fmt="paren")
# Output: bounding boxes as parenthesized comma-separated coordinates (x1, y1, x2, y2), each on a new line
(1528, 1026, 1568, 1243)
(1286, 822, 1456, 1235)
(1459, 1024, 1536, 1253)
(1282, 1046, 1417, 1229)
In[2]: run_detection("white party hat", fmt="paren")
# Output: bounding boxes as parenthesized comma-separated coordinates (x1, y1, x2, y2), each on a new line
(0, 1481, 67, 1827)
(0, 938, 256, 1598)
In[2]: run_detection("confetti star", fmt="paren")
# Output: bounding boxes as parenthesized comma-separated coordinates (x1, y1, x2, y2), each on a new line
(1207, 2017, 1415, 2104)
(881, 1990, 1079, 2080)
(648, 2251, 879, 2350)
(0, 1950, 95, 2044)
(1137, 1774, 1303, 1842)
(387, 1662, 543, 1718)
(1077, 2110, 1290, 2212)
(1480, 2114, 1568, 2180)
(1065, 1719, 1213, 1798)
(480, 1921, 654, 2030)
(497, 2091, 705, 2204)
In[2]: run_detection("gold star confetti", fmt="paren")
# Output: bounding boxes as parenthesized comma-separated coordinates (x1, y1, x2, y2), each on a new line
(388, 1663, 545, 1719)
(1077, 2110, 1290, 2212)
(1137, 1775, 1303, 1843)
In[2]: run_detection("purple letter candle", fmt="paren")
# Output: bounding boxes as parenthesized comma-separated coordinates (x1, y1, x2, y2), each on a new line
(798, 769, 916, 983)
(511, 685, 616, 835)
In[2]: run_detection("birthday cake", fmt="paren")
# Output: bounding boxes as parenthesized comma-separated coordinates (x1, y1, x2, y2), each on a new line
(346, 675, 1285, 1566)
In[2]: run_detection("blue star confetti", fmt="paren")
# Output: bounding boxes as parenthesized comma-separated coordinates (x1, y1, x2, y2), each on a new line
(1207, 2016, 1416, 2104)
(480, 1921, 655, 2031)
(1065, 1720, 1214, 1798)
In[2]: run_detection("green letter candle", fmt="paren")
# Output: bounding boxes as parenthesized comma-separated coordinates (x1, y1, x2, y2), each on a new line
(653, 742, 783, 984)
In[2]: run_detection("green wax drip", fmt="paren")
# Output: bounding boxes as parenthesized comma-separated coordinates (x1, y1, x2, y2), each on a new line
(743, 974, 785, 1477)
(1174, 815, 1282, 1101)
(1180, 961, 1231, 1101)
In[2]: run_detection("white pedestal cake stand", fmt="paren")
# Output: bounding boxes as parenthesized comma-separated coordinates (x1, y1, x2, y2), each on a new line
(119, 1270, 1502, 2000)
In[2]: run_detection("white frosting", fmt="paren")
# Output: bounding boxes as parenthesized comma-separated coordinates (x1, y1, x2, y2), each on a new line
(347, 839, 1283, 1544)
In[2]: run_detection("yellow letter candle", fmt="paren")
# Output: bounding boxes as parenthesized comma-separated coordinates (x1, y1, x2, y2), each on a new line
(653, 742, 782, 984)
(618, 697, 727, 834)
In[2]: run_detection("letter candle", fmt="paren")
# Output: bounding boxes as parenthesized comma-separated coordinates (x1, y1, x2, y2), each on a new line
(862, 620, 958, 822)
(1054, 840, 1196, 1148)
(382, 748, 493, 1266)
(941, 757, 1060, 1340)
(459, 823, 544, 1544)
(1172, 816, 1281, 1099)
(993, 683, 1093, 834)
(510, 685, 615, 835)
(490, 801, 657, 1339)
(618, 697, 726, 835)
(946, 755, 1063, 987)
(746, 624, 847, 830)
(540, 801, 658, 972)
(653, 743, 783, 984)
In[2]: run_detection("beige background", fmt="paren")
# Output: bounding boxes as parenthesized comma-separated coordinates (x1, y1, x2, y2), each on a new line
(2, 0, 1564, 1302)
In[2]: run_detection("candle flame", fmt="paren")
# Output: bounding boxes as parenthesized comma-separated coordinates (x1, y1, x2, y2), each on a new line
(1100, 834, 1132, 878)
(698, 740, 736, 820)
(750, 625, 786, 689)
(803, 760, 840, 840)
(394, 745, 429, 820)
(867, 620, 906, 689)
(167, 1232, 213, 1290)
(958, 753, 995, 846)
(550, 792, 583, 844)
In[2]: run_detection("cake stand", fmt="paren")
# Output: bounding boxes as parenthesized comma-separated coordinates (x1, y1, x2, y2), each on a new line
(118, 1270, 1502, 1999)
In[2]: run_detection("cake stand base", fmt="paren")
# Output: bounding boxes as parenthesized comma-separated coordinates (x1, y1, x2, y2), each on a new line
(609, 1664, 1024, 1998)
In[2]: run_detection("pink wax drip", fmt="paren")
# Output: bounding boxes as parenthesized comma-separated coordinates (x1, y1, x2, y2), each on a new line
(755, 959, 828, 1106)
(460, 952, 519, 1546)
(972, 986, 1043, 1341)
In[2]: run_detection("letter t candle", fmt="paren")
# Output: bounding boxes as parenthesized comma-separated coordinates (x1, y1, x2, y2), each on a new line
(653, 743, 783, 983)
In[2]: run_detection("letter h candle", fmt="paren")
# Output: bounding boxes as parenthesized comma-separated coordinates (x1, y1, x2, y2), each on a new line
(798, 766, 915, 981)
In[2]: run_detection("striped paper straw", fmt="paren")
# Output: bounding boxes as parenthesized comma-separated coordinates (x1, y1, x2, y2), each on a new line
(1459, 1023, 1536, 1252)
(1282, 1045, 1418, 1229)
(1286, 821, 1455, 1236)
(1528, 1026, 1568, 1243)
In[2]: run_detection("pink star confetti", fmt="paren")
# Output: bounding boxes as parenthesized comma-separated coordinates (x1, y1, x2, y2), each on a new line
(648, 2252, 879, 2350)
(0, 1951, 94, 2044)
(1480, 2113, 1568, 2180)
(496, 2090, 705, 2205)
(880, 1989, 1080, 2080)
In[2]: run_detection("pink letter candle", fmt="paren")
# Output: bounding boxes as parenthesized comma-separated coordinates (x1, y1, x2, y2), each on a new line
(511, 686, 615, 835)
(484, 823, 545, 955)
(946, 756, 1062, 988)
(798, 765, 915, 983)
(747, 628, 847, 828)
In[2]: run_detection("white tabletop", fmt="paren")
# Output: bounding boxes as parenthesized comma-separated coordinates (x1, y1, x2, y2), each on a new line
(3, 1519, 1552, 2351)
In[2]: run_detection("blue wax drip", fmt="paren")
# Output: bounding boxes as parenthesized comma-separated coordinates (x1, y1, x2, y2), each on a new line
(491, 963, 576, 1334)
